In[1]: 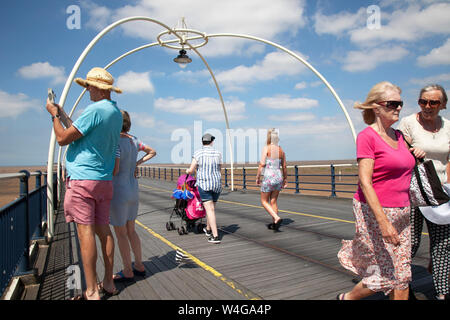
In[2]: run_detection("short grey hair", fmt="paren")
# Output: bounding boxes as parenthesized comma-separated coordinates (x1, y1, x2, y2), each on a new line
(419, 84, 448, 104)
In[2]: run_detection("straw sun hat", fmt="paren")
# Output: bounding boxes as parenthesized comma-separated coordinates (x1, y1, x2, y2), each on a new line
(74, 67, 122, 93)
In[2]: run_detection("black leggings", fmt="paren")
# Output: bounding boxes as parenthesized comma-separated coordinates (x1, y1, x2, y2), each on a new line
(411, 207, 450, 295)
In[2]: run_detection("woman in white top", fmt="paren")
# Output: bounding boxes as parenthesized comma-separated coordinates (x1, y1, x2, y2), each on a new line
(398, 84, 450, 300)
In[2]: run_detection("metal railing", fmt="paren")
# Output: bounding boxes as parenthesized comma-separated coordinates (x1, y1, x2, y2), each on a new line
(0, 170, 56, 297)
(138, 164, 358, 197)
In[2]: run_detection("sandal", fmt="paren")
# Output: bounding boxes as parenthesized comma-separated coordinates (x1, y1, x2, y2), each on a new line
(98, 282, 120, 297)
(336, 293, 346, 300)
(133, 268, 146, 277)
(113, 270, 134, 283)
(70, 293, 87, 300)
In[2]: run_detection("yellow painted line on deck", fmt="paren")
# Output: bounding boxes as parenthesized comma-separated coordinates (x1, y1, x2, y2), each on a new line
(141, 184, 354, 224)
(140, 183, 429, 235)
(135, 215, 261, 300)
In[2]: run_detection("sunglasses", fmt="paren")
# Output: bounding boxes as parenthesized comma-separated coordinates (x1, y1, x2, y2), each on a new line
(418, 99, 441, 108)
(376, 100, 403, 110)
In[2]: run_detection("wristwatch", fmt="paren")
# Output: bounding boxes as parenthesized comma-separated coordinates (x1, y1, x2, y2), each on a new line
(51, 114, 60, 122)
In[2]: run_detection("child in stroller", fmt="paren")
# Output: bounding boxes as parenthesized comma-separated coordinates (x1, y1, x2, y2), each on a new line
(166, 174, 206, 235)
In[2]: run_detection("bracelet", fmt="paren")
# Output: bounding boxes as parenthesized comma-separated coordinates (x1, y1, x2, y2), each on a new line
(51, 114, 60, 122)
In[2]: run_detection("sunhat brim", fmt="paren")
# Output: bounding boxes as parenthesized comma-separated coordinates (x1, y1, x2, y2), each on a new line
(75, 78, 122, 94)
(419, 184, 450, 225)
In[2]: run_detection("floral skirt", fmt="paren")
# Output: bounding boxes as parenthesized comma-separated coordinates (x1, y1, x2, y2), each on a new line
(337, 199, 411, 295)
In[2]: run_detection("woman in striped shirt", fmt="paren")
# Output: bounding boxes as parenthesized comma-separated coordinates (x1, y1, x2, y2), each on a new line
(186, 133, 222, 244)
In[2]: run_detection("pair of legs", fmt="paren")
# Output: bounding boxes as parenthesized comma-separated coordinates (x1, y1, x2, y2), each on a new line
(260, 190, 282, 224)
(341, 281, 409, 300)
(77, 223, 117, 300)
(411, 207, 450, 299)
(203, 200, 219, 238)
(113, 220, 145, 278)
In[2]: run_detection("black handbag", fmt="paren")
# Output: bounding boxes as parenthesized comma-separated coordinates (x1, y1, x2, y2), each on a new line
(398, 130, 450, 207)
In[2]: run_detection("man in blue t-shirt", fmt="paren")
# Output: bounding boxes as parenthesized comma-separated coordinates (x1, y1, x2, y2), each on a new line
(46, 67, 122, 300)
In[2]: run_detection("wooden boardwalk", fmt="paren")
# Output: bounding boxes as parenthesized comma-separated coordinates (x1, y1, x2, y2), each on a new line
(37, 177, 435, 300)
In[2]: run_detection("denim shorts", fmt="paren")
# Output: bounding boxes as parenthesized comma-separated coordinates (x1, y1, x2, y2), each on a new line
(197, 186, 220, 203)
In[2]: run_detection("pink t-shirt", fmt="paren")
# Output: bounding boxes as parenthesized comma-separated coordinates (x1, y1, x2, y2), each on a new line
(354, 127, 415, 207)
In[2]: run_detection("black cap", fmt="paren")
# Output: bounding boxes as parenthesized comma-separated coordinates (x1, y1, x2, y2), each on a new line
(202, 133, 215, 142)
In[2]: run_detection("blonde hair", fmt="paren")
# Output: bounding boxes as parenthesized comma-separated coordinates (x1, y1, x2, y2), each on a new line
(266, 128, 279, 145)
(121, 110, 131, 132)
(354, 81, 402, 125)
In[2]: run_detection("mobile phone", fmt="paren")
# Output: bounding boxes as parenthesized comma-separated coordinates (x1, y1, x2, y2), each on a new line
(48, 88, 56, 105)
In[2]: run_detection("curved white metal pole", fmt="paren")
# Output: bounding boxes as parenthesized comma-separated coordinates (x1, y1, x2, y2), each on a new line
(185, 45, 235, 190)
(47, 16, 188, 239)
(207, 33, 357, 143)
(57, 37, 237, 194)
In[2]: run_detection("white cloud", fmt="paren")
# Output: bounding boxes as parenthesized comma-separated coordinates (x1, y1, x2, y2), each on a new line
(17, 62, 66, 85)
(349, 3, 450, 47)
(280, 120, 349, 136)
(342, 46, 409, 72)
(215, 51, 308, 91)
(255, 94, 319, 110)
(294, 82, 307, 90)
(154, 96, 246, 121)
(129, 112, 156, 128)
(116, 71, 154, 94)
(0, 90, 40, 118)
(268, 113, 316, 122)
(410, 72, 450, 86)
(417, 38, 450, 67)
(314, 8, 366, 36)
(81, 0, 307, 57)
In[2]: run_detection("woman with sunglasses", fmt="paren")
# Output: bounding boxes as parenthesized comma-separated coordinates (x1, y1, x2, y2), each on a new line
(337, 81, 425, 300)
(399, 84, 450, 300)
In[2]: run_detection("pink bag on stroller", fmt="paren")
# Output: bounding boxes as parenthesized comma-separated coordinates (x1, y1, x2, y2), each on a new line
(185, 188, 205, 219)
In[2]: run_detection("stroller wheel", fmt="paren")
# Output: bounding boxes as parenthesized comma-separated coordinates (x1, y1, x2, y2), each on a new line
(177, 227, 183, 235)
(181, 226, 188, 235)
(166, 222, 171, 231)
(170, 222, 175, 230)
(196, 223, 203, 234)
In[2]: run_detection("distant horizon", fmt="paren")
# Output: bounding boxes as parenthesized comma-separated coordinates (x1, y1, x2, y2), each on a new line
(0, 158, 358, 168)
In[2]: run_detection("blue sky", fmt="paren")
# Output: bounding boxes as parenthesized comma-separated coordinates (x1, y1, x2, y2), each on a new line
(1, 0, 449, 166)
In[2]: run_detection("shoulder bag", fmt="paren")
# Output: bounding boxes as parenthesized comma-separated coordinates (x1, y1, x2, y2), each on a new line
(398, 130, 450, 207)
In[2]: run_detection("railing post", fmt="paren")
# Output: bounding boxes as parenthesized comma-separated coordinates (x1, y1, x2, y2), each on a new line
(171, 168, 173, 181)
(242, 167, 246, 190)
(16, 170, 31, 275)
(35, 171, 44, 238)
(330, 164, 336, 197)
(164, 168, 167, 180)
(224, 168, 228, 188)
(158, 167, 160, 180)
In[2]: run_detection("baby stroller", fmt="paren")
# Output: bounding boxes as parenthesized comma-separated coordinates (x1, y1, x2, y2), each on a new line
(166, 174, 206, 235)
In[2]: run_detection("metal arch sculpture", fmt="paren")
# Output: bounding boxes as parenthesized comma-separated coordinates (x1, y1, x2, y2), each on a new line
(47, 16, 357, 239)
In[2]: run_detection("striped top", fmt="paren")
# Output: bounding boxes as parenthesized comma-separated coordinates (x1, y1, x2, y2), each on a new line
(193, 146, 222, 193)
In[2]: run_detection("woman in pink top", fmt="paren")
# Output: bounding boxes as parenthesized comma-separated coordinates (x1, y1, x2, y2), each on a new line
(337, 82, 425, 300)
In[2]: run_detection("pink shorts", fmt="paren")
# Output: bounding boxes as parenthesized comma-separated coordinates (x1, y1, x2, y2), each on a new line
(64, 179, 113, 225)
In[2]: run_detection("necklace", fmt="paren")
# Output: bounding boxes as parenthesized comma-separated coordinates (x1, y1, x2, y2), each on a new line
(417, 113, 440, 139)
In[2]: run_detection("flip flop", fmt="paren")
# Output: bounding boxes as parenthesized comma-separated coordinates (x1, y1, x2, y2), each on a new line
(336, 293, 346, 300)
(70, 294, 86, 300)
(113, 270, 134, 283)
(133, 268, 146, 277)
(98, 282, 120, 297)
